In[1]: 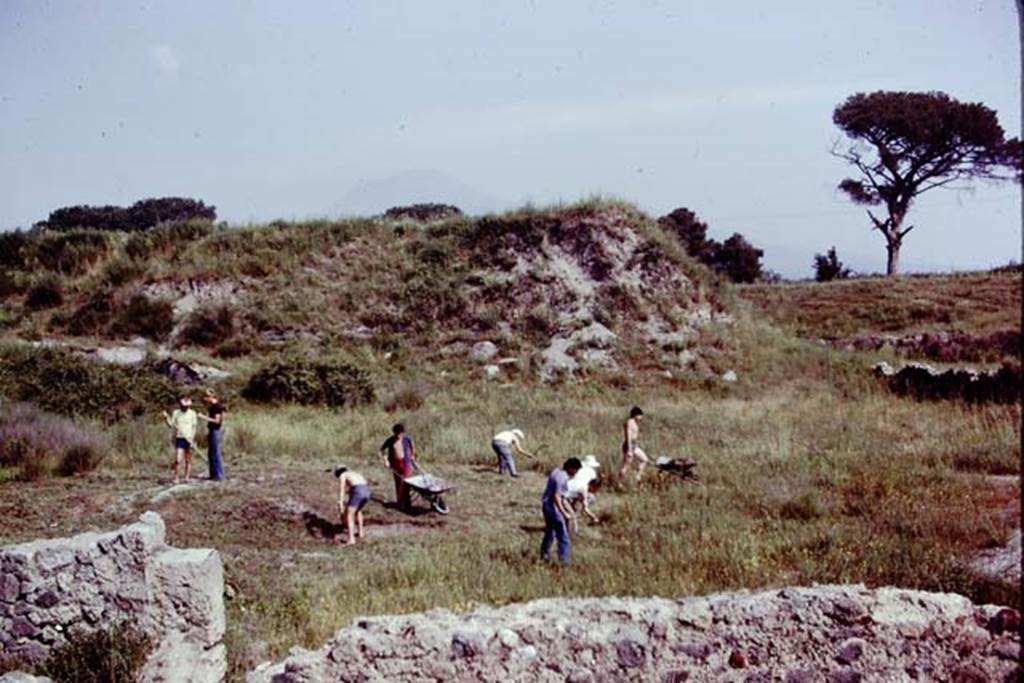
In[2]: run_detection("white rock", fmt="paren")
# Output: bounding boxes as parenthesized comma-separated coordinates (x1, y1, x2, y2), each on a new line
(721, 370, 738, 383)
(483, 365, 501, 381)
(469, 341, 499, 362)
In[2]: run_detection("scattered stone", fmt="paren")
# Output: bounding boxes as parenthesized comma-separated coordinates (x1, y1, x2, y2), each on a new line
(828, 670, 862, 683)
(616, 639, 645, 668)
(451, 633, 479, 659)
(987, 607, 1021, 635)
(539, 337, 578, 382)
(990, 639, 1020, 661)
(784, 670, 815, 683)
(728, 649, 747, 668)
(469, 341, 499, 362)
(483, 364, 500, 381)
(721, 370, 738, 383)
(836, 637, 866, 664)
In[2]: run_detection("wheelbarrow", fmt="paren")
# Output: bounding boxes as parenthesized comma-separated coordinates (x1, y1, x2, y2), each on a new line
(655, 455, 699, 481)
(403, 472, 455, 515)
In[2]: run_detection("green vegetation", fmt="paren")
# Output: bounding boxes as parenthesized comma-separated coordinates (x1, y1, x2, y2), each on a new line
(737, 271, 1021, 339)
(34, 624, 153, 682)
(243, 355, 375, 408)
(0, 345, 178, 420)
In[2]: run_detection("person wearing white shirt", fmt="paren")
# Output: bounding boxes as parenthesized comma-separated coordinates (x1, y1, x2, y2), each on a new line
(566, 455, 601, 531)
(491, 428, 536, 478)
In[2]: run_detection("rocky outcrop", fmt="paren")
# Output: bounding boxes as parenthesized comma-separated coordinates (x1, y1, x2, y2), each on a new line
(0, 512, 225, 683)
(837, 329, 1020, 363)
(874, 361, 1021, 404)
(247, 585, 1020, 682)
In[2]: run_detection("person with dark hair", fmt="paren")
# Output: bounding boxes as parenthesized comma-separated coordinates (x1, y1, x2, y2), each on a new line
(380, 423, 417, 511)
(540, 457, 582, 564)
(618, 406, 649, 482)
(197, 389, 226, 481)
(333, 465, 370, 545)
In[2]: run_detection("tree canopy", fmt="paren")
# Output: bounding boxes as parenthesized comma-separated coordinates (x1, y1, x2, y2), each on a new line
(832, 90, 1021, 275)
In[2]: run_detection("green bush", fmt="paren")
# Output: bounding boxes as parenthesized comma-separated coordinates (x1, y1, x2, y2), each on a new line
(63, 292, 116, 337)
(0, 345, 178, 419)
(243, 355, 375, 407)
(0, 403, 106, 480)
(28, 230, 113, 275)
(109, 295, 175, 341)
(36, 623, 153, 683)
(24, 277, 64, 309)
(178, 304, 236, 347)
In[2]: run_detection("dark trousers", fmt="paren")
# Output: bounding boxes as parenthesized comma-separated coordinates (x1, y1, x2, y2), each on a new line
(540, 504, 570, 564)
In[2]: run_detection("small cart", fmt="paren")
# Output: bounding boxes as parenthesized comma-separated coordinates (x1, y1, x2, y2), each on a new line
(655, 456, 699, 481)
(404, 472, 455, 515)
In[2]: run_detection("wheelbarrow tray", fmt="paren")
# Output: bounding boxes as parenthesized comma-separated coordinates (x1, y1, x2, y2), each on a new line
(403, 473, 454, 494)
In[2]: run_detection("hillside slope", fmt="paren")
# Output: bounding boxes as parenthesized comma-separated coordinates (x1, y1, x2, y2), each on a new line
(738, 272, 1021, 363)
(0, 200, 732, 381)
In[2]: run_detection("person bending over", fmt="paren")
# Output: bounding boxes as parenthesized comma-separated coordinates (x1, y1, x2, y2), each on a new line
(540, 457, 582, 564)
(334, 465, 371, 545)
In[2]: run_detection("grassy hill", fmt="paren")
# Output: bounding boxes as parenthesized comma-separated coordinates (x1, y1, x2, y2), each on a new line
(737, 271, 1020, 340)
(1, 199, 736, 383)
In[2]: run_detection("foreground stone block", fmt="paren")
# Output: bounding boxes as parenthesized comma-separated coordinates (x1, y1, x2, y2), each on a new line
(247, 585, 1020, 682)
(0, 512, 225, 683)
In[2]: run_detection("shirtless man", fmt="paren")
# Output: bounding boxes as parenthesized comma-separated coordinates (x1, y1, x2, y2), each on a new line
(618, 406, 649, 482)
(334, 466, 371, 545)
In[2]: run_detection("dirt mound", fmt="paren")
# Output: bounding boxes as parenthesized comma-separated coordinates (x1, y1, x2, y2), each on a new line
(248, 585, 1020, 682)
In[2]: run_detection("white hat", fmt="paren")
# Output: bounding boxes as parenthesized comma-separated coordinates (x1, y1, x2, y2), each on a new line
(581, 455, 600, 468)
(511, 429, 525, 440)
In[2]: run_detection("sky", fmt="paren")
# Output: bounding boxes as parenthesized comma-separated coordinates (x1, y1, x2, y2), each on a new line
(0, 0, 1020, 277)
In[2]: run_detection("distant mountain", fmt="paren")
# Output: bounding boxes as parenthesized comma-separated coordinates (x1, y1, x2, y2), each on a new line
(329, 169, 509, 217)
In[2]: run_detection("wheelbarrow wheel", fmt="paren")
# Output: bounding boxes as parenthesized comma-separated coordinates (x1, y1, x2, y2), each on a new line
(431, 495, 450, 515)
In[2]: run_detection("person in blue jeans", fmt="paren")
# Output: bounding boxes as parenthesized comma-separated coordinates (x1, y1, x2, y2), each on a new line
(199, 389, 226, 481)
(541, 457, 582, 564)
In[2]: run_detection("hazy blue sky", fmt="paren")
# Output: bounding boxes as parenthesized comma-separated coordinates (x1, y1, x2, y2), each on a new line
(1, 1, 1019, 276)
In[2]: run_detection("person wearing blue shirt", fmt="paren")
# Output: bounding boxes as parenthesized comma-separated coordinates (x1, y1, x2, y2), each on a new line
(540, 457, 582, 564)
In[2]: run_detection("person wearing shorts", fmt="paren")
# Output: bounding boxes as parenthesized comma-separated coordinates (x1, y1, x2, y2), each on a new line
(618, 406, 649, 482)
(334, 466, 370, 545)
(162, 396, 197, 484)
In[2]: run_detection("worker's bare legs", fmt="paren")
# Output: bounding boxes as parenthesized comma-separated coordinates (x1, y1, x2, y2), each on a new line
(345, 507, 357, 545)
(634, 448, 649, 482)
(173, 447, 186, 484)
(356, 510, 364, 539)
(183, 447, 193, 482)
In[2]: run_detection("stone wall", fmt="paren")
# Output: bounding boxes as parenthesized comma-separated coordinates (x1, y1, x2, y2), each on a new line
(248, 585, 1020, 682)
(0, 512, 225, 683)
(874, 361, 1021, 404)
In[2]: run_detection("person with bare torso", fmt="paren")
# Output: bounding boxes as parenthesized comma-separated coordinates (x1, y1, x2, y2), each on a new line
(334, 466, 371, 545)
(618, 406, 649, 481)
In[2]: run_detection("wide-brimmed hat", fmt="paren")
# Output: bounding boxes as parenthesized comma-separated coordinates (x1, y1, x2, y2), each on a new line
(179, 396, 192, 406)
(581, 455, 601, 468)
(511, 429, 525, 440)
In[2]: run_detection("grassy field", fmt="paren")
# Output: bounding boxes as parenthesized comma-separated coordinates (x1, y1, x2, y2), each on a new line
(737, 271, 1021, 339)
(0, 356, 1018, 679)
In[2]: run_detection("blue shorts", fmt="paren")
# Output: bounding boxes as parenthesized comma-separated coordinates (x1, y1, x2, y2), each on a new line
(347, 484, 371, 511)
(174, 437, 192, 450)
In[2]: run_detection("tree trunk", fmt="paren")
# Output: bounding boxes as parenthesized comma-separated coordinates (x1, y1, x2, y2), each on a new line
(886, 241, 900, 276)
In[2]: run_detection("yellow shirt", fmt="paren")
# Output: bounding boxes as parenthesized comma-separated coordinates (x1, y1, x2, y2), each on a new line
(169, 408, 198, 442)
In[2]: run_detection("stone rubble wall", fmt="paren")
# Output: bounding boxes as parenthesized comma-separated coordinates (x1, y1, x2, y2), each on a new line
(874, 361, 1021, 404)
(248, 585, 1020, 683)
(0, 512, 225, 683)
